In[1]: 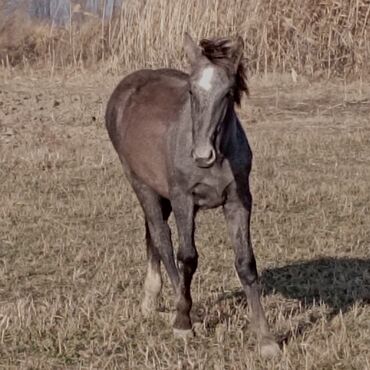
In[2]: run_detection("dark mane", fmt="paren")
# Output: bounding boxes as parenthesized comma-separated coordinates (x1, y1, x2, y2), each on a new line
(199, 37, 249, 106)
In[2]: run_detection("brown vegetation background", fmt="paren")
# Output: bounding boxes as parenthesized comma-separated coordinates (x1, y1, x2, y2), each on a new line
(0, 0, 369, 77)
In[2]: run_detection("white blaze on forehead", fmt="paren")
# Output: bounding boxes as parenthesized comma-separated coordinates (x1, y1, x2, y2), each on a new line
(198, 66, 215, 91)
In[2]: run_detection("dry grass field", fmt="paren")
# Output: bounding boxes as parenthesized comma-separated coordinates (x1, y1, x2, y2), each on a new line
(1, 1, 370, 368)
(1, 67, 369, 369)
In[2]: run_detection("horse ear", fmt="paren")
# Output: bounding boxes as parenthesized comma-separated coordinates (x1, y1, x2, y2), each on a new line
(231, 36, 244, 72)
(184, 33, 202, 66)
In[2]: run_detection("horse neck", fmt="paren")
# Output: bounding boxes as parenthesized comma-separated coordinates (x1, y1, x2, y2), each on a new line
(218, 102, 237, 156)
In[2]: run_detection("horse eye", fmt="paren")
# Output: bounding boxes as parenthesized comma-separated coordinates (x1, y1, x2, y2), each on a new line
(189, 90, 193, 96)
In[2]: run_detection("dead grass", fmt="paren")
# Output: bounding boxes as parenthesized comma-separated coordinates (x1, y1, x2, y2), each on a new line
(1, 0, 369, 77)
(0, 69, 369, 368)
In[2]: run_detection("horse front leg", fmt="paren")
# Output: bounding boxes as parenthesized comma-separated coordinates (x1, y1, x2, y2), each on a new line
(223, 182, 280, 358)
(171, 192, 198, 337)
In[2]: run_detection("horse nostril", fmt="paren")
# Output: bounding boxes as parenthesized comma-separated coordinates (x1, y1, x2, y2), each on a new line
(204, 149, 215, 161)
(206, 150, 213, 160)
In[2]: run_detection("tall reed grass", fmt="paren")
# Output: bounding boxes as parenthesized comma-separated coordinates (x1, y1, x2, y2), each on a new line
(0, 0, 369, 77)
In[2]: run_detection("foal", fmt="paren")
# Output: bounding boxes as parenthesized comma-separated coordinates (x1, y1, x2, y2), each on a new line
(105, 34, 279, 357)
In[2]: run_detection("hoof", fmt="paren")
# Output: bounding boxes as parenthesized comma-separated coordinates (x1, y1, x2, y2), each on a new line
(173, 328, 194, 339)
(260, 337, 281, 359)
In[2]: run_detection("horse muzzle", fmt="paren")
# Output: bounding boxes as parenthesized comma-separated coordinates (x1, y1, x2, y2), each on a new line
(192, 146, 216, 168)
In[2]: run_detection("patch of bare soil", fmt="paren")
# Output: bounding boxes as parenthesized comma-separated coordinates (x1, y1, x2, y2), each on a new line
(1, 70, 370, 369)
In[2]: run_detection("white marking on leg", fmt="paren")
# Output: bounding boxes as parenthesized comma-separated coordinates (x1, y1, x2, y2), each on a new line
(144, 264, 162, 296)
(173, 328, 194, 339)
(141, 263, 162, 316)
(198, 66, 215, 91)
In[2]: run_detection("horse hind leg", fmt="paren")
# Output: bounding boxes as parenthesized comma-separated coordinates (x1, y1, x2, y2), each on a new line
(141, 220, 162, 316)
(140, 197, 174, 317)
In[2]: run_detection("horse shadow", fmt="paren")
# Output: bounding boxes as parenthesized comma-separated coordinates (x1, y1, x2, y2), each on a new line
(214, 257, 370, 343)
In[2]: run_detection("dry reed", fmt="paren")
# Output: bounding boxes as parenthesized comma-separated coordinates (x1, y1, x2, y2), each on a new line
(0, 0, 369, 76)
